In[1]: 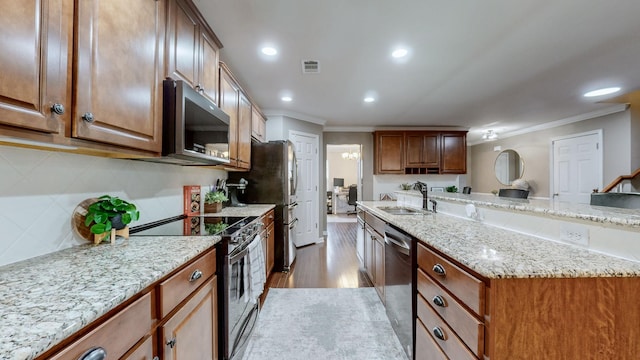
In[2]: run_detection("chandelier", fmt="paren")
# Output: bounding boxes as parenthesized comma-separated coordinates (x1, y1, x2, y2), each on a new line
(342, 149, 360, 160)
(482, 130, 498, 141)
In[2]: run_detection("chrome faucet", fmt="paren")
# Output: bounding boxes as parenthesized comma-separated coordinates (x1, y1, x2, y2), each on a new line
(414, 181, 428, 210)
(429, 199, 437, 213)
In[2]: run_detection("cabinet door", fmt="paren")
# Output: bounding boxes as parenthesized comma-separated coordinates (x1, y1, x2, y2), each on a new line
(237, 92, 252, 169)
(375, 131, 404, 174)
(162, 277, 217, 360)
(199, 30, 219, 105)
(251, 107, 266, 142)
(73, 0, 164, 152)
(0, 0, 72, 133)
(374, 235, 385, 302)
(219, 67, 239, 167)
(440, 132, 467, 174)
(405, 132, 440, 168)
(405, 133, 424, 167)
(364, 226, 375, 282)
(267, 221, 275, 275)
(166, 0, 199, 87)
(422, 132, 440, 167)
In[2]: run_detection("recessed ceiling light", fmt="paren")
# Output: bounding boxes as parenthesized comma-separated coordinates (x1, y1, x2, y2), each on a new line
(583, 87, 621, 97)
(281, 96, 292, 102)
(262, 47, 277, 56)
(392, 48, 408, 58)
(364, 97, 375, 103)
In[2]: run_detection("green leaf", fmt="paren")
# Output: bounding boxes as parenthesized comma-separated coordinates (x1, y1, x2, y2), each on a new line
(84, 213, 95, 226)
(93, 213, 106, 224)
(131, 210, 140, 221)
(121, 212, 132, 224)
(90, 223, 107, 234)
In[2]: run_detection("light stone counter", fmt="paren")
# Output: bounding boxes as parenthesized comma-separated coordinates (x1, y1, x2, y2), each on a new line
(0, 204, 274, 360)
(397, 190, 640, 228)
(358, 201, 640, 279)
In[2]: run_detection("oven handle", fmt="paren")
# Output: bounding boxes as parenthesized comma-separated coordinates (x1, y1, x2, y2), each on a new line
(288, 202, 298, 210)
(229, 246, 249, 264)
(288, 218, 298, 230)
(230, 302, 260, 359)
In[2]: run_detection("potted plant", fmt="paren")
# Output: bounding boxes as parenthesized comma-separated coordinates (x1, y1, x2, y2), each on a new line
(446, 185, 458, 193)
(204, 191, 228, 213)
(84, 195, 140, 242)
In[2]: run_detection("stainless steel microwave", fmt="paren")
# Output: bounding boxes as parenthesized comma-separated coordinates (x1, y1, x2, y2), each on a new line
(143, 78, 231, 166)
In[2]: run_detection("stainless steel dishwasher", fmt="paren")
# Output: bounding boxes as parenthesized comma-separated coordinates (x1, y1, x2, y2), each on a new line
(384, 223, 414, 359)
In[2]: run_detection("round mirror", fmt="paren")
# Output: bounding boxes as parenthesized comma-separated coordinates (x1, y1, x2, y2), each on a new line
(494, 150, 524, 185)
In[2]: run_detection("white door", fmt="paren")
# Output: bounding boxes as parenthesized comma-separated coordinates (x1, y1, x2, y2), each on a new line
(290, 131, 319, 247)
(552, 130, 602, 203)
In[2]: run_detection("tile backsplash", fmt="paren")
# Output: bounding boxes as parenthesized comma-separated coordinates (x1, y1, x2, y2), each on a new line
(0, 145, 226, 267)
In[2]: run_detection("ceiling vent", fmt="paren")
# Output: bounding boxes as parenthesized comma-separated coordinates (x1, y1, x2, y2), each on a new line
(302, 60, 320, 74)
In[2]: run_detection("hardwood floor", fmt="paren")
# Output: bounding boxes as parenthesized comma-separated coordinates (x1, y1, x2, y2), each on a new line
(265, 222, 372, 294)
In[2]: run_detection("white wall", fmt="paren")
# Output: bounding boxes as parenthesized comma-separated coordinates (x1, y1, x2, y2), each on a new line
(0, 145, 227, 266)
(327, 151, 358, 188)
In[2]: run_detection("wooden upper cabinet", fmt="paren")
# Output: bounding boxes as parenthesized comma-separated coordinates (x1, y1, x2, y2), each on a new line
(405, 132, 440, 168)
(166, 0, 221, 105)
(251, 107, 267, 143)
(237, 92, 252, 169)
(219, 65, 239, 167)
(0, 0, 72, 134)
(441, 132, 467, 174)
(73, 0, 164, 152)
(374, 131, 405, 174)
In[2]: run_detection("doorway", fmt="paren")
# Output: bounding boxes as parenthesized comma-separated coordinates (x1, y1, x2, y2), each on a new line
(551, 130, 603, 203)
(326, 144, 362, 222)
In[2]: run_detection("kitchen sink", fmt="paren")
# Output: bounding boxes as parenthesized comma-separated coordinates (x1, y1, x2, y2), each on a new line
(377, 206, 428, 215)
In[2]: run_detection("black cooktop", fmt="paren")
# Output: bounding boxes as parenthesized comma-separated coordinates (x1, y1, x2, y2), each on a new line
(130, 215, 257, 237)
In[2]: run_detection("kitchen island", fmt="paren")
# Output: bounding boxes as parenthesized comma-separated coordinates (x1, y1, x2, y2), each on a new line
(358, 200, 640, 359)
(0, 204, 274, 360)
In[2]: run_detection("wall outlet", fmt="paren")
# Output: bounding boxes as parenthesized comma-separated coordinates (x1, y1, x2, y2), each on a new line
(560, 223, 589, 246)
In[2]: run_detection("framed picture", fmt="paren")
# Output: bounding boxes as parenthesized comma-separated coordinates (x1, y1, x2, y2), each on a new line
(431, 187, 444, 192)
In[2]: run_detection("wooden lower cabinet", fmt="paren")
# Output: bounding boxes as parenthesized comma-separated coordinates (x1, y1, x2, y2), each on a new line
(373, 234, 385, 301)
(48, 292, 153, 360)
(416, 240, 640, 359)
(161, 276, 217, 360)
(415, 318, 448, 360)
(266, 221, 275, 275)
(123, 335, 156, 360)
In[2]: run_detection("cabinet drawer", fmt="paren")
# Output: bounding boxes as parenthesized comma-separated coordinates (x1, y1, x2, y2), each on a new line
(416, 318, 448, 360)
(417, 268, 484, 357)
(159, 249, 216, 318)
(417, 293, 477, 360)
(50, 292, 152, 360)
(364, 211, 385, 236)
(417, 243, 484, 315)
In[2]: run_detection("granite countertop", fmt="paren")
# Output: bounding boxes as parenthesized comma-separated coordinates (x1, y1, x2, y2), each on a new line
(359, 201, 640, 280)
(396, 190, 640, 228)
(0, 204, 275, 360)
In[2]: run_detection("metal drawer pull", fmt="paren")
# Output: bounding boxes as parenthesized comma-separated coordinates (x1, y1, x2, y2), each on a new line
(432, 295, 446, 307)
(51, 103, 65, 115)
(433, 326, 447, 341)
(78, 347, 106, 360)
(153, 357, 159, 360)
(167, 338, 177, 348)
(432, 264, 446, 276)
(189, 269, 203, 282)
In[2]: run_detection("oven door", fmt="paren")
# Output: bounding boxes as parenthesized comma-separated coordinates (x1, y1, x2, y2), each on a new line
(227, 247, 260, 360)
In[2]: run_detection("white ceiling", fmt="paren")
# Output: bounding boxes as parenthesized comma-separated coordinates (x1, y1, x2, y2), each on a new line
(193, 0, 640, 142)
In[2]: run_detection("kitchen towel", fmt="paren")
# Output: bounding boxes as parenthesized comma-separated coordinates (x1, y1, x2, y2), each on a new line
(245, 234, 265, 303)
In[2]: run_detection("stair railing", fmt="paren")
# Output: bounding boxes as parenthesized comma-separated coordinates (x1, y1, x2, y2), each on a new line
(601, 168, 640, 193)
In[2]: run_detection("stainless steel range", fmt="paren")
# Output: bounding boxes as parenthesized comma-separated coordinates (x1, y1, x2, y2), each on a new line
(130, 214, 265, 360)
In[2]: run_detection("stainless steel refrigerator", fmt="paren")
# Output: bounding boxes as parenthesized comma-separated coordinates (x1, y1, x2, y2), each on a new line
(227, 140, 298, 272)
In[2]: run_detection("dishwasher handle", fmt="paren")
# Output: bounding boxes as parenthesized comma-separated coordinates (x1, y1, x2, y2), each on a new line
(384, 224, 412, 256)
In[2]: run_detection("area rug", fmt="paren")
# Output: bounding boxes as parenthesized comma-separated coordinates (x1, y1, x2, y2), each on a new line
(242, 288, 408, 360)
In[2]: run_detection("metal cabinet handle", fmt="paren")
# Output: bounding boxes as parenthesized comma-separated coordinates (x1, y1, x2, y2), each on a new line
(432, 295, 446, 307)
(152, 357, 159, 360)
(82, 112, 95, 123)
(432, 264, 446, 276)
(189, 269, 203, 282)
(167, 338, 177, 348)
(78, 347, 106, 360)
(51, 103, 65, 115)
(433, 326, 446, 341)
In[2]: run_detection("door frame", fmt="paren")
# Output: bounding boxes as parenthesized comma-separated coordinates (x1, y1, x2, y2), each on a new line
(549, 129, 603, 200)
